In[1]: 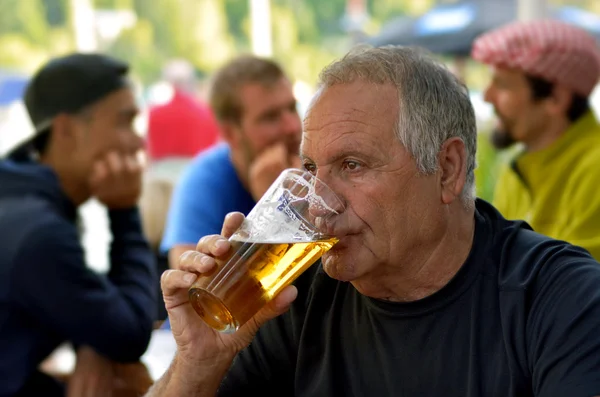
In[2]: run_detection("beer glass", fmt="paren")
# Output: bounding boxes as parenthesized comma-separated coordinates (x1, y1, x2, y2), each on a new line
(188, 168, 344, 333)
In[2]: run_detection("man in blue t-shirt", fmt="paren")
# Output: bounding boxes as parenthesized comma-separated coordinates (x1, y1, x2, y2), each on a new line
(161, 55, 302, 268)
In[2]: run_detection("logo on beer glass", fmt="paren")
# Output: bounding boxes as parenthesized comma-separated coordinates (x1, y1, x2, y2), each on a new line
(188, 169, 344, 333)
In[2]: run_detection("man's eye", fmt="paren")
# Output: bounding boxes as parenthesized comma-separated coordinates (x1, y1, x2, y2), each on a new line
(303, 163, 317, 174)
(343, 160, 361, 171)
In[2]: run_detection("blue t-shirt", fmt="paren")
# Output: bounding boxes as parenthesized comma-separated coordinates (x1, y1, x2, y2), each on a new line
(161, 144, 255, 253)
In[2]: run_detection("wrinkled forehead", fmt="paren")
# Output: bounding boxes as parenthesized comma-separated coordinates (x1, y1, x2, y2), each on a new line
(300, 84, 400, 160)
(304, 82, 396, 118)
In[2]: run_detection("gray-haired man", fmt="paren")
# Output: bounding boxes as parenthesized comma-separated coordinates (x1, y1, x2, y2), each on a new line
(149, 46, 600, 397)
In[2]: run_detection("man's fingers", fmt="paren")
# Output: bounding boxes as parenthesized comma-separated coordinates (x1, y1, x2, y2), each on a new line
(125, 154, 140, 173)
(221, 212, 245, 238)
(251, 142, 288, 172)
(196, 234, 231, 257)
(261, 141, 287, 158)
(178, 250, 216, 274)
(106, 151, 123, 174)
(90, 160, 108, 186)
(268, 142, 289, 168)
(161, 269, 197, 296)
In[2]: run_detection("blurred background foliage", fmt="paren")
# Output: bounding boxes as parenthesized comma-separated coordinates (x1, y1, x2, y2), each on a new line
(1, 0, 597, 85)
(0, 0, 598, 201)
(0, 0, 477, 83)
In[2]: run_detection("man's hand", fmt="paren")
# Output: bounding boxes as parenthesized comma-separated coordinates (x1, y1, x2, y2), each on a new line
(153, 212, 297, 395)
(168, 244, 195, 270)
(248, 143, 302, 201)
(67, 346, 114, 397)
(89, 151, 142, 209)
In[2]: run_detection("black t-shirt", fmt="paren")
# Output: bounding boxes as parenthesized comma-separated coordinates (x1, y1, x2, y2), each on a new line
(218, 200, 600, 397)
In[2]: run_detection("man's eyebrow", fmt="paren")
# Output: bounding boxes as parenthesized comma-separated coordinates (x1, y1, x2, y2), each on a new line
(300, 149, 379, 164)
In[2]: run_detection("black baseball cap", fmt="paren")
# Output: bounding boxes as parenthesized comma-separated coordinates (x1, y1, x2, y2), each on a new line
(5, 52, 129, 158)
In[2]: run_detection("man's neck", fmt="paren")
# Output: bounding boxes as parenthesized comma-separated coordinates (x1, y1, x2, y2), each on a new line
(525, 116, 571, 153)
(352, 205, 476, 302)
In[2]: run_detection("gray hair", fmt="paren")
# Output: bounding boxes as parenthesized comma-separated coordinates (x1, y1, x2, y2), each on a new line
(317, 45, 477, 207)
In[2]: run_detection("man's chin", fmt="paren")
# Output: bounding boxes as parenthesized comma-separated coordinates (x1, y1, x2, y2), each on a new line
(490, 128, 516, 150)
(321, 252, 356, 282)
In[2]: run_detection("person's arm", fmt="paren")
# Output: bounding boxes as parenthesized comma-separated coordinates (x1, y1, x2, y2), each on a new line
(145, 353, 233, 397)
(528, 249, 600, 397)
(107, 207, 158, 316)
(14, 216, 156, 362)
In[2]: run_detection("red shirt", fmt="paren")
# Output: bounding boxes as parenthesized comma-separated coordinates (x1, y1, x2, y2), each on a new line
(146, 90, 220, 161)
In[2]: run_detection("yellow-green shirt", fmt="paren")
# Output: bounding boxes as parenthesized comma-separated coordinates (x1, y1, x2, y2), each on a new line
(493, 111, 600, 261)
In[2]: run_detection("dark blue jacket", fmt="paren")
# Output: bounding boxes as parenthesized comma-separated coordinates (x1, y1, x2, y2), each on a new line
(0, 160, 157, 396)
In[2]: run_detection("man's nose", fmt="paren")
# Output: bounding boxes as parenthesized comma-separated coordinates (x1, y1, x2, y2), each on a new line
(483, 85, 494, 104)
(309, 203, 348, 238)
(299, 172, 346, 236)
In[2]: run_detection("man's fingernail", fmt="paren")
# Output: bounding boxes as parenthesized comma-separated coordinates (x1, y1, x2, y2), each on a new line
(215, 239, 229, 250)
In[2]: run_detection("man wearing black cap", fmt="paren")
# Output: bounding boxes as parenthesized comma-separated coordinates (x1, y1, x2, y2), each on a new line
(0, 53, 157, 396)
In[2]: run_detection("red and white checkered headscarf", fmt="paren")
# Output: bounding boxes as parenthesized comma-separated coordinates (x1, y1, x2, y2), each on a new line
(472, 19, 600, 96)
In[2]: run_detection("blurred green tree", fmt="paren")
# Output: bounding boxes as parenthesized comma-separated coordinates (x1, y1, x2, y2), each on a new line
(0, 0, 72, 71)
(0, 0, 566, 202)
(105, 0, 236, 82)
(0, 0, 443, 82)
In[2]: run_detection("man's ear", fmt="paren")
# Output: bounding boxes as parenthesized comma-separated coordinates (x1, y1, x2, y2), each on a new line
(544, 84, 573, 118)
(49, 114, 78, 151)
(219, 121, 241, 149)
(438, 137, 467, 205)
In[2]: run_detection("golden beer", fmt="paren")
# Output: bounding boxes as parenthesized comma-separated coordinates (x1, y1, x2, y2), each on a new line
(189, 237, 337, 333)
